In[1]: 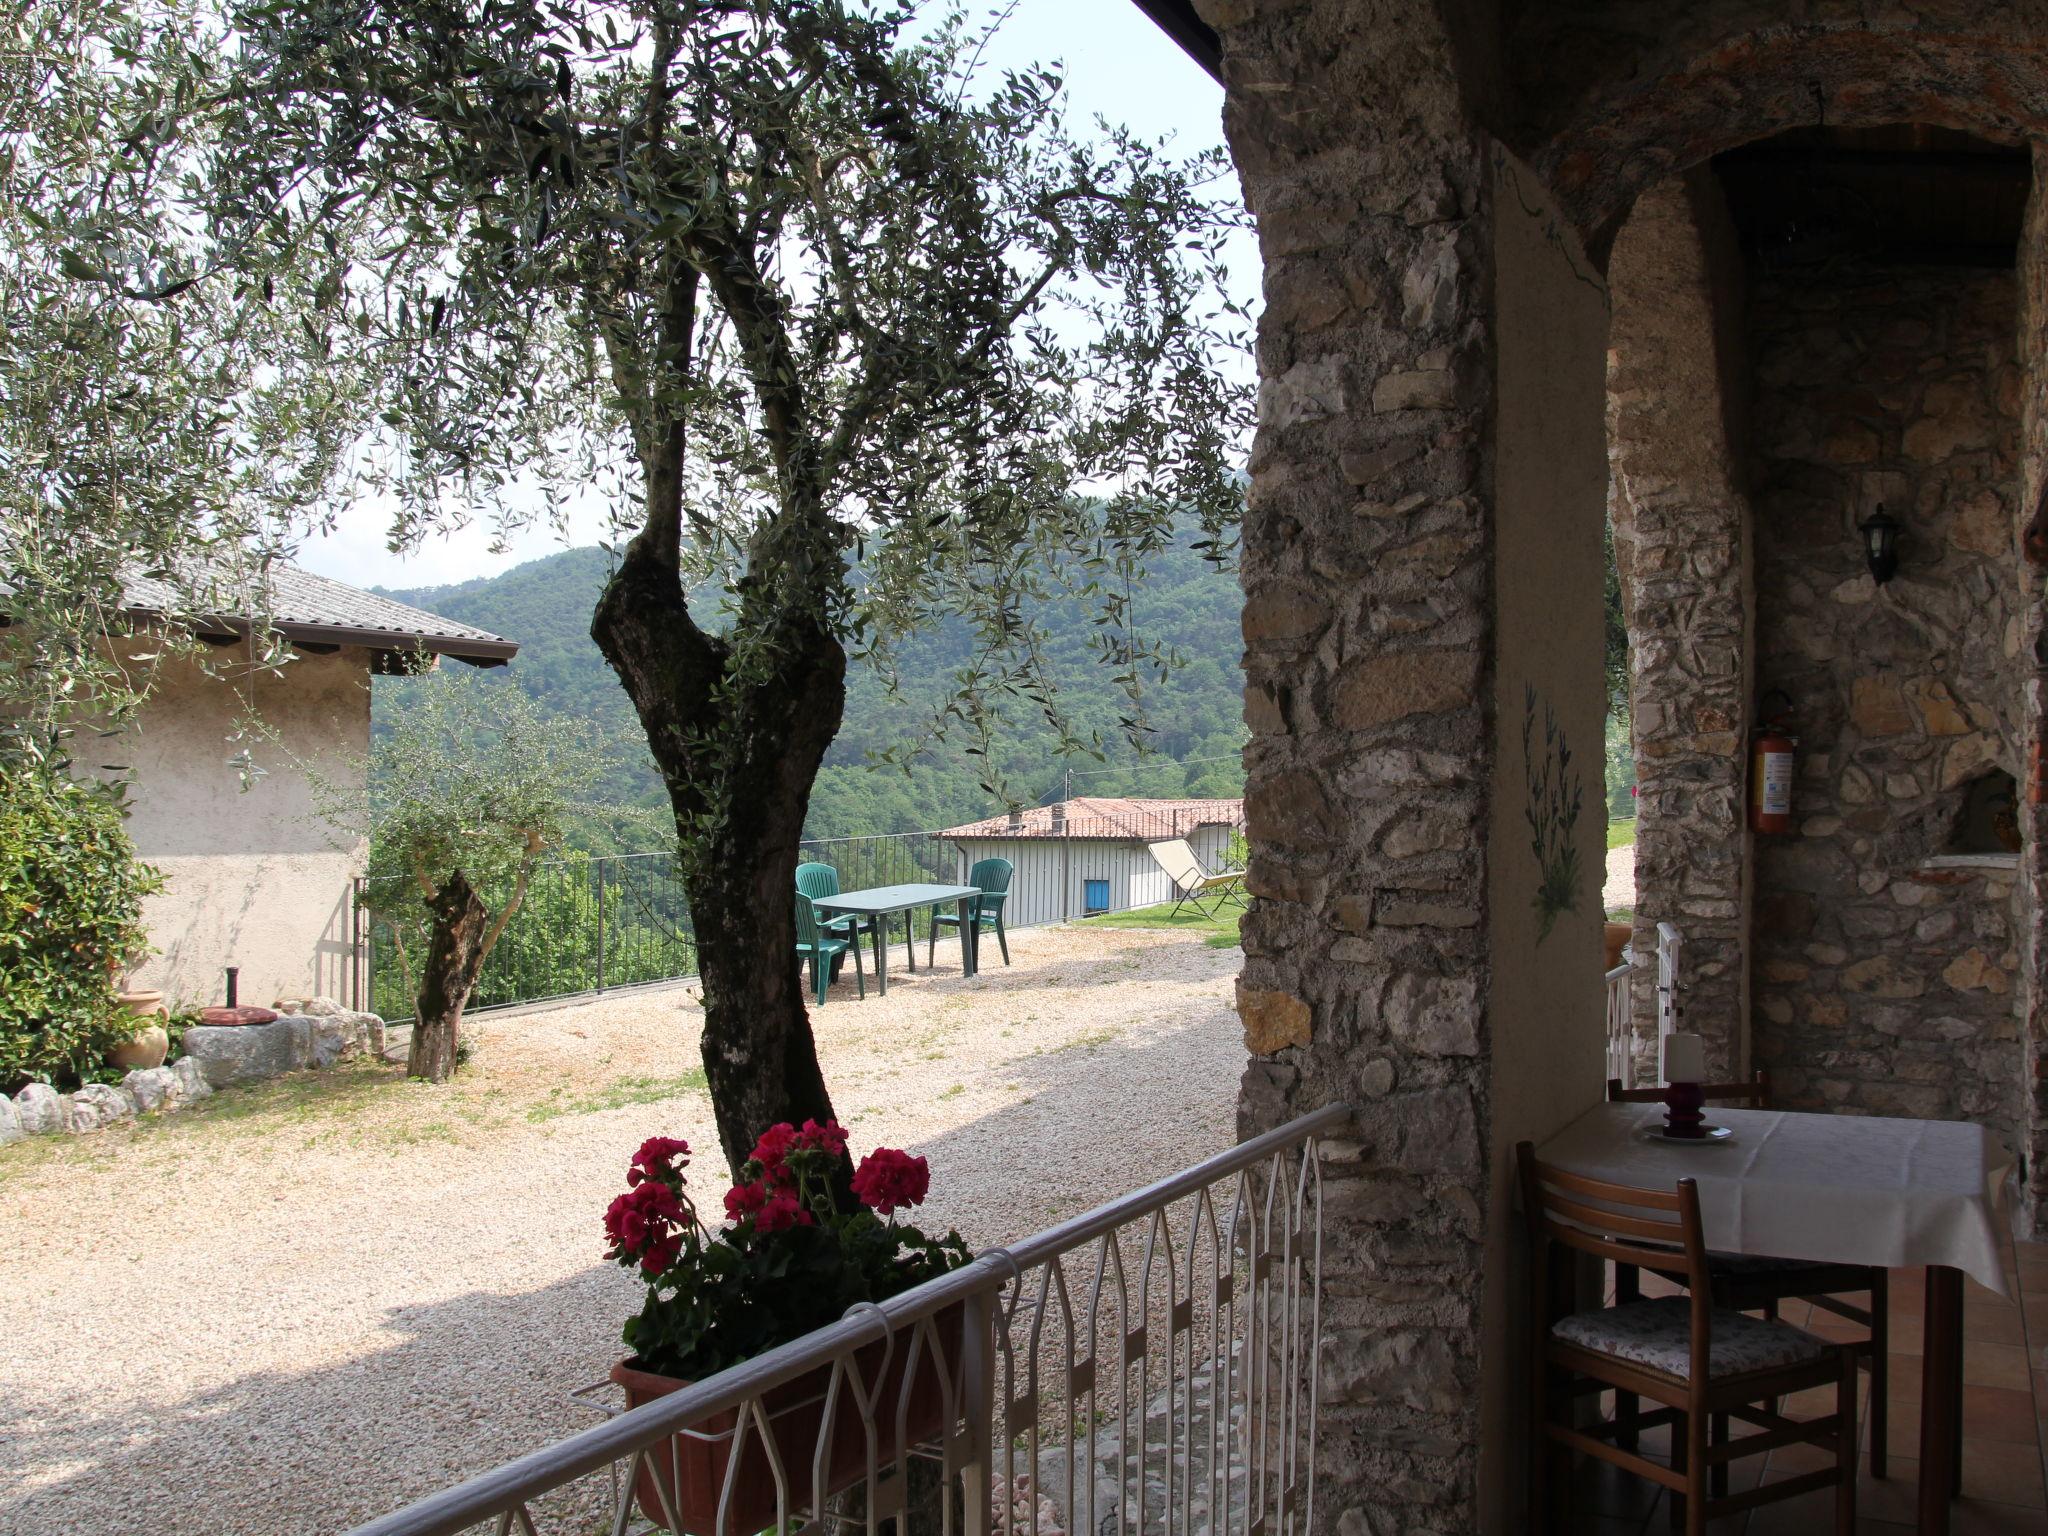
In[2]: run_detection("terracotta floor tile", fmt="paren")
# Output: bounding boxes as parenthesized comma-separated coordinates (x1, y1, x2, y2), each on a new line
(1890, 1353, 1925, 1402)
(1892, 1314, 1927, 1355)
(2018, 1259, 2048, 1296)
(1972, 1343, 2038, 1393)
(1975, 1303, 2031, 1347)
(1949, 1500, 2048, 1534)
(1963, 1438, 2048, 1507)
(1890, 1386, 2044, 1451)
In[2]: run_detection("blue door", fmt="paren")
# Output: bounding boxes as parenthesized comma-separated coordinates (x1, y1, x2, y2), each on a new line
(1084, 878, 1110, 915)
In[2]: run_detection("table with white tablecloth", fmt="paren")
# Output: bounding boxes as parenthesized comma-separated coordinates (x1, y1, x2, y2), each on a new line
(1536, 1102, 2013, 1534)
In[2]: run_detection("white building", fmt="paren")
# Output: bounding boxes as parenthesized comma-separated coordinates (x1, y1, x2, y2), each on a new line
(98, 565, 516, 1010)
(940, 796, 1244, 928)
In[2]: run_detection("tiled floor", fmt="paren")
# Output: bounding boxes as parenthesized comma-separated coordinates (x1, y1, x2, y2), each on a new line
(1564, 1230, 2048, 1533)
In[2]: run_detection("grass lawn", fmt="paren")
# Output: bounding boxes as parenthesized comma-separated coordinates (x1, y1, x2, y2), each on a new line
(1607, 816, 1636, 851)
(1084, 900, 1244, 948)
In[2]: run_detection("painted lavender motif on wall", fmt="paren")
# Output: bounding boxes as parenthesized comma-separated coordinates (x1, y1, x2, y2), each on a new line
(1523, 684, 1584, 944)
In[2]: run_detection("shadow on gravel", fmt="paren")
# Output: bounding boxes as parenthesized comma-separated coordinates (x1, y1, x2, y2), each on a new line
(4, 947, 1239, 1536)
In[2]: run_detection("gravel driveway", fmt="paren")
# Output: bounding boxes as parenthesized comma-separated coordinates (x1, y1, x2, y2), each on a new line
(0, 923, 1241, 1536)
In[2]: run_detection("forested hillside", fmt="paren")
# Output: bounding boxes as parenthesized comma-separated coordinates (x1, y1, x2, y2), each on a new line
(377, 535, 1247, 841)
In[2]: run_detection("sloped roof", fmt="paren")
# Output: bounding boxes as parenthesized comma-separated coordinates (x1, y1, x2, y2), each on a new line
(942, 796, 1244, 843)
(120, 562, 517, 666)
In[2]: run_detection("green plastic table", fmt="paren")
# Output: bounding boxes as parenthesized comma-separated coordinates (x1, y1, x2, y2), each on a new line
(812, 883, 981, 996)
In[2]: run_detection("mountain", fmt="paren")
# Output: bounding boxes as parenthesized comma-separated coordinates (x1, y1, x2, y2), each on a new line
(375, 537, 1248, 842)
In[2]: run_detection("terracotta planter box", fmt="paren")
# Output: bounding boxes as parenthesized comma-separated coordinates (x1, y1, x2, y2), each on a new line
(611, 1302, 963, 1535)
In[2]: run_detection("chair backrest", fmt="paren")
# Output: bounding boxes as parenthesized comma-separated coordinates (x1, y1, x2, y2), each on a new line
(1145, 838, 1206, 891)
(795, 862, 841, 903)
(1517, 1141, 1712, 1379)
(968, 858, 1013, 902)
(793, 891, 830, 948)
(1606, 1068, 1771, 1108)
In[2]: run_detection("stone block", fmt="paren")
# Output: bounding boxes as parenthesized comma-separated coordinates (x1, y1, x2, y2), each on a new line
(122, 1066, 181, 1113)
(180, 1015, 317, 1088)
(66, 1083, 138, 1132)
(1842, 956, 1924, 998)
(1371, 369, 1456, 413)
(0, 1096, 17, 1144)
(1236, 983, 1312, 1055)
(170, 1056, 213, 1102)
(1850, 676, 1913, 736)
(14, 1083, 63, 1136)
(1907, 678, 1972, 736)
(1242, 583, 1331, 648)
(1383, 972, 1480, 1056)
(1330, 649, 1480, 729)
(1941, 733, 2001, 789)
(1321, 1327, 1466, 1414)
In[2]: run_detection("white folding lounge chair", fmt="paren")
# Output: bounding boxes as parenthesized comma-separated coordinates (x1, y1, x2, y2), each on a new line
(1147, 838, 1248, 918)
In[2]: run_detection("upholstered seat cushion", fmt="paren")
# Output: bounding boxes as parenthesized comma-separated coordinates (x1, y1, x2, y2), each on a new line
(1553, 1298, 1828, 1381)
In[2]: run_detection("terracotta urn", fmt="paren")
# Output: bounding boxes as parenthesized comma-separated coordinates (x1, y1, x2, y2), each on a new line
(111, 990, 171, 1070)
(1603, 921, 1633, 972)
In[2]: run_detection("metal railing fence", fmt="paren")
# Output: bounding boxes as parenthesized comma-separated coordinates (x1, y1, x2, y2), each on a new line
(344, 1101, 1342, 1536)
(352, 811, 1247, 1022)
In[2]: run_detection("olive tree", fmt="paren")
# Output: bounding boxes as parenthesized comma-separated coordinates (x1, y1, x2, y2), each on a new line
(77, 0, 1253, 1170)
(318, 668, 613, 1081)
(0, 0, 359, 766)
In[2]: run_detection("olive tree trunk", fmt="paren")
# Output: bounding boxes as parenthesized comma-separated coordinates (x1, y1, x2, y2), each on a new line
(592, 521, 846, 1174)
(411, 870, 492, 1083)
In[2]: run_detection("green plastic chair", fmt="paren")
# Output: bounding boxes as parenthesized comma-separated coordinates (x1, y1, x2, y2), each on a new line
(795, 890, 864, 1005)
(796, 861, 864, 941)
(929, 857, 1014, 967)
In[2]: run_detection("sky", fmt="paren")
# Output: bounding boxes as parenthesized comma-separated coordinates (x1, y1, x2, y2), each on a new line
(293, 0, 1245, 594)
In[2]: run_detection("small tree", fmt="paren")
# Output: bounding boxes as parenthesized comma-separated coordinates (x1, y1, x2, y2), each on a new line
(321, 668, 612, 1081)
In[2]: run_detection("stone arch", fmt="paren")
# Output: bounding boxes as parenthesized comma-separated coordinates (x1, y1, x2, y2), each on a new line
(1511, 12, 2048, 250)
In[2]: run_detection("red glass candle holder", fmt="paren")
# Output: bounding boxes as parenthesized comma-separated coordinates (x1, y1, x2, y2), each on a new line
(1663, 1080, 1706, 1139)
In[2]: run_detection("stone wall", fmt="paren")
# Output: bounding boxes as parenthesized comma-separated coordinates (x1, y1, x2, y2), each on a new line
(1606, 173, 1755, 1082)
(1747, 261, 2025, 1135)
(1207, 3, 1511, 1529)
(2015, 144, 2048, 1230)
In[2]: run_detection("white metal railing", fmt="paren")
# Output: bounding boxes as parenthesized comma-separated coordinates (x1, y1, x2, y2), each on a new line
(1604, 961, 1632, 1087)
(345, 1103, 1344, 1536)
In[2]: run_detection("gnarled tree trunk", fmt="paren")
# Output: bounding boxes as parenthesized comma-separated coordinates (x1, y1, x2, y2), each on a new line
(593, 521, 846, 1174)
(411, 870, 492, 1083)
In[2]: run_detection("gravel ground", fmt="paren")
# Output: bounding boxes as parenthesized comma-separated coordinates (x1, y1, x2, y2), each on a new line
(1604, 840, 1636, 915)
(0, 923, 1241, 1536)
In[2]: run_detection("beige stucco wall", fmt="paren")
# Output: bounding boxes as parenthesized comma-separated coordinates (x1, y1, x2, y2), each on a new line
(1478, 147, 1613, 1529)
(97, 645, 370, 1010)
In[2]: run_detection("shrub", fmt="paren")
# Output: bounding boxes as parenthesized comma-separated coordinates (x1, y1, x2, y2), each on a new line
(0, 764, 162, 1090)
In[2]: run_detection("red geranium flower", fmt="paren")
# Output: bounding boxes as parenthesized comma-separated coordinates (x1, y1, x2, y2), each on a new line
(755, 1188, 813, 1234)
(796, 1118, 849, 1158)
(604, 1180, 685, 1262)
(723, 1179, 768, 1221)
(749, 1123, 799, 1181)
(627, 1135, 691, 1187)
(851, 1148, 930, 1215)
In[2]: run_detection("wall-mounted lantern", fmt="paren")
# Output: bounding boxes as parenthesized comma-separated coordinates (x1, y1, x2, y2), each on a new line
(1858, 505, 1901, 586)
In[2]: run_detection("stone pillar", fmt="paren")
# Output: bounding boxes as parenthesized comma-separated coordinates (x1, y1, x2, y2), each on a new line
(1209, 5, 1609, 1528)
(1605, 174, 1755, 1082)
(2019, 144, 2048, 1233)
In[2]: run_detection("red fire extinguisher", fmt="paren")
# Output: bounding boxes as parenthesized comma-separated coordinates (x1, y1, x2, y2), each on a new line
(1749, 690, 1797, 835)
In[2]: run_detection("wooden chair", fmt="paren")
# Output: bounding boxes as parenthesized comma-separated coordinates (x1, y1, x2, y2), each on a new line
(1518, 1142, 1857, 1536)
(1606, 1071, 1887, 1476)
